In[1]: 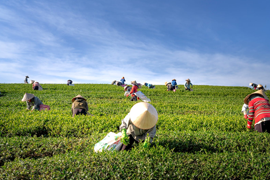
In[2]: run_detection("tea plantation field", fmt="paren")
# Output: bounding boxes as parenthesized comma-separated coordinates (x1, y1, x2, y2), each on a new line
(1, 83, 270, 179)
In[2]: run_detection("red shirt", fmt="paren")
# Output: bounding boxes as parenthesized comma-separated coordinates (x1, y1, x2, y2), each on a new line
(247, 97, 270, 126)
(130, 85, 138, 97)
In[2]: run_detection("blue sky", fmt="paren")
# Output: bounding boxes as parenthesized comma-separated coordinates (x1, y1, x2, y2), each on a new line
(1, 0, 270, 86)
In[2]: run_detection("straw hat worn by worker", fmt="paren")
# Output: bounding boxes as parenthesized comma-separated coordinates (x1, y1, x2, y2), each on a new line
(119, 102, 158, 150)
(165, 81, 173, 91)
(244, 89, 270, 132)
(71, 95, 93, 117)
(185, 78, 193, 91)
(22, 93, 43, 111)
(257, 84, 265, 91)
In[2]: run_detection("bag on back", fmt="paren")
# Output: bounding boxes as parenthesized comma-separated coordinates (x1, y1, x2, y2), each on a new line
(94, 132, 123, 152)
(134, 91, 151, 102)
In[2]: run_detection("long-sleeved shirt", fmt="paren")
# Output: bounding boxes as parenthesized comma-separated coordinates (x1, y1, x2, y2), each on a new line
(241, 103, 249, 115)
(119, 113, 156, 143)
(247, 96, 270, 126)
(27, 97, 43, 110)
(171, 80, 177, 86)
(184, 82, 193, 89)
(120, 78, 125, 84)
(130, 85, 138, 97)
(72, 99, 88, 112)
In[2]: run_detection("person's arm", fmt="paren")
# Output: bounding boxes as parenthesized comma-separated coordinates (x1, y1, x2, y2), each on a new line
(184, 83, 187, 88)
(247, 102, 254, 129)
(130, 86, 135, 94)
(26, 101, 31, 110)
(119, 113, 130, 131)
(147, 126, 156, 143)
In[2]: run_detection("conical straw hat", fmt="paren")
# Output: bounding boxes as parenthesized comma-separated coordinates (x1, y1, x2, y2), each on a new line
(72, 94, 86, 102)
(129, 102, 158, 130)
(22, 93, 35, 101)
(244, 89, 269, 104)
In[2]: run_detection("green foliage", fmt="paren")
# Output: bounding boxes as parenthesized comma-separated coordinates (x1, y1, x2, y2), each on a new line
(0, 83, 270, 179)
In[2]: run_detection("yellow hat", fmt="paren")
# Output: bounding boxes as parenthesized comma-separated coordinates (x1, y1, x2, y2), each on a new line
(129, 102, 158, 130)
(244, 89, 269, 104)
(22, 93, 35, 101)
(72, 95, 86, 102)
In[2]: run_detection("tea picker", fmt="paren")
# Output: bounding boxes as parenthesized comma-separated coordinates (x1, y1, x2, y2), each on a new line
(120, 77, 126, 85)
(67, 79, 74, 86)
(71, 95, 93, 117)
(171, 79, 178, 91)
(124, 85, 132, 97)
(244, 89, 270, 132)
(127, 80, 139, 101)
(120, 102, 158, 150)
(165, 82, 174, 91)
(22, 93, 50, 111)
(249, 83, 258, 90)
(184, 78, 193, 91)
(32, 81, 43, 90)
(144, 82, 155, 89)
(111, 80, 124, 86)
(24, 76, 29, 84)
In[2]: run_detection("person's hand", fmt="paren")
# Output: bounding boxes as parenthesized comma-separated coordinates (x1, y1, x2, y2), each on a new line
(143, 137, 150, 148)
(247, 124, 251, 129)
(126, 94, 129, 97)
(121, 129, 129, 145)
(244, 114, 248, 119)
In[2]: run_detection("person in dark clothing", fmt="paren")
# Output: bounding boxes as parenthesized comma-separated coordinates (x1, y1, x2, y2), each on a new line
(24, 76, 29, 84)
(249, 83, 258, 90)
(165, 82, 173, 91)
(67, 80, 73, 86)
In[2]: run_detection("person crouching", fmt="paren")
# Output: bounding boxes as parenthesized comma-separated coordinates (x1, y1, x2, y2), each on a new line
(129, 81, 139, 101)
(71, 95, 91, 117)
(244, 89, 270, 132)
(22, 93, 43, 111)
(120, 102, 158, 150)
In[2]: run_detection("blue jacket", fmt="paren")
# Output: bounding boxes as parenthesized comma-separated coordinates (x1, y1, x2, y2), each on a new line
(120, 78, 125, 84)
(171, 80, 177, 86)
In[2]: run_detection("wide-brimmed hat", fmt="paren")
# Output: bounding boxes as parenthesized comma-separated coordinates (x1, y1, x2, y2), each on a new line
(244, 89, 269, 104)
(22, 93, 35, 101)
(249, 83, 253, 86)
(165, 82, 168, 86)
(186, 78, 190, 81)
(129, 102, 158, 130)
(30, 80, 35, 84)
(26, 76, 29, 78)
(72, 95, 86, 102)
(257, 84, 263, 88)
(131, 80, 137, 85)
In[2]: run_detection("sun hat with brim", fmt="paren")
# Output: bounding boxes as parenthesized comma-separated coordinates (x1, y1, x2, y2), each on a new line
(72, 95, 86, 102)
(131, 80, 137, 85)
(186, 79, 190, 81)
(165, 82, 168, 86)
(26, 76, 29, 78)
(129, 102, 158, 130)
(244, 89, 269, 104)
(257, 84, 263, 88)
(22, 93, 35, 101)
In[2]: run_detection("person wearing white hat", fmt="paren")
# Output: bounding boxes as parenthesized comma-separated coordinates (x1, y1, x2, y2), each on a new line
(249, 83, 257, 90)
(119, 102, 158, 150)
(124, 85, 132, 97)
(32, 81, 43, 90)
(165, 82, 173, 91)
(244, 89, 270, 132)
(184, 79, 193, 91)
(71, 95, 93, 117)
(22, 93, 43, 111)
(257, 84, 265, 91)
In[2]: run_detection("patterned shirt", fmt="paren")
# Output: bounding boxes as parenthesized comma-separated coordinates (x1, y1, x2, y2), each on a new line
(247, 96, 270, 126)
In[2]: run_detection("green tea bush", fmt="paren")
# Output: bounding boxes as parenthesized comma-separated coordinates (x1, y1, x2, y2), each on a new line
(0, 83, 270, 179)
